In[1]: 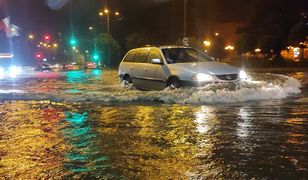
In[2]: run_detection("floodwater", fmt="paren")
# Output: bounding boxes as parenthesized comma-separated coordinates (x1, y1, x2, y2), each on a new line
(0, 69, 307, 179)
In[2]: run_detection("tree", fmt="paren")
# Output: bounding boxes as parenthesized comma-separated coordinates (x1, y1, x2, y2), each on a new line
(288, 22, 308, 46)
(126, 31, 152, 50)
(258, 35, 283, 57)
(236, 0, 301, 53)
(208, 36, 226, 60)
(235, 33, 256, 54)
(97, 33, 121, 67)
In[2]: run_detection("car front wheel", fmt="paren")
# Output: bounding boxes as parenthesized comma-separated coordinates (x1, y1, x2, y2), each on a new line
(123, 75, 133, 85)
(167, 77, 181, 89)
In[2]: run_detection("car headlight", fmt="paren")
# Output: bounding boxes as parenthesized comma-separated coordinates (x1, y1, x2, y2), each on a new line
(9, 66, 22, 77)
(239, 70, 248, 79)
(192, 73, 214, 81)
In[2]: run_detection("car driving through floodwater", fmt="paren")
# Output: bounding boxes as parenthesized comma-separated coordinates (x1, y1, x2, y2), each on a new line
(119, 46, 249, 90)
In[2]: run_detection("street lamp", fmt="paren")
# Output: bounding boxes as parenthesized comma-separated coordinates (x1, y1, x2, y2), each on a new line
(225, 45, 234, 51)
(28, 34, 34, 40)
(203, 40, 211, 47)
(99, 8, 120, 34)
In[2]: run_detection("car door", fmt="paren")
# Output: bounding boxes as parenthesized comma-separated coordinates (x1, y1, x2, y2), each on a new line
(130, 49, 150, 88)
(143, 49, 167, 90)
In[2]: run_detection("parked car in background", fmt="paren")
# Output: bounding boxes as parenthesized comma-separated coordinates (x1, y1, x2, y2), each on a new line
(119, 46, 249, 90)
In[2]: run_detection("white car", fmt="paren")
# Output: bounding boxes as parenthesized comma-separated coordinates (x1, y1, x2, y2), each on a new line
(119, 46, 248, 90)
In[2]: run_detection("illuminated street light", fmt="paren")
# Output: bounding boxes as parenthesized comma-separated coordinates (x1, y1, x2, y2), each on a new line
(203, 40, 211, 47)
(255, 48, 261, 53)
(53, 43, 58, 48)
(225, 45, 234, 50)
(99, 8, 120, 34)
(89, 26, 93, 30)
(28, 34, 34, 39)
(215, 32, 219, 36)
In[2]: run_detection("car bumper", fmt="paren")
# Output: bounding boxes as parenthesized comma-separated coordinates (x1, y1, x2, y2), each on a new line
(181, 80, 240, 87)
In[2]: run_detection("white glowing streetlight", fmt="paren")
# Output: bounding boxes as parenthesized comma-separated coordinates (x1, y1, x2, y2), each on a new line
(28, 34, 34, 40)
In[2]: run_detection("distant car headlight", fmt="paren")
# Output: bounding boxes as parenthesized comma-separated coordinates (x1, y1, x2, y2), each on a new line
(192, 73, 214, 81)
(239, 70, 248, 80)
(9, 66, 22, 77)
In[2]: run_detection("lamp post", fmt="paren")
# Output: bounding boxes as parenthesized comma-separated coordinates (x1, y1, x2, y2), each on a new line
(183, 0, 187, 39)
(99, 9, 120, 34)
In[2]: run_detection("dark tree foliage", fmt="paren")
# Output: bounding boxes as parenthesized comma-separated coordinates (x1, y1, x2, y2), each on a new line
(288, 22, 308, 46)
(97, 33, 121, 67)
(208, 36, 226, 60)
(235, 33, 256, 54)
(236, 0, 302, 52)
(257, 35, 283, 55)
(126, 31, 152, 50)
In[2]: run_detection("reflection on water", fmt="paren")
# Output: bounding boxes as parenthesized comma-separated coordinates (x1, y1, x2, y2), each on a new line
(237, 107, 252, 139)
(0, 100, 307, 179)
(0, 101, 65, 179)
(60, 111, 115, 178)
(66, 71, 89, 84)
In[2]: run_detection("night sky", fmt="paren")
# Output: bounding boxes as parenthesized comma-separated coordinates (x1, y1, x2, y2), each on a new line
(0, 0, 253, 38)
(0, 0, 307, 65)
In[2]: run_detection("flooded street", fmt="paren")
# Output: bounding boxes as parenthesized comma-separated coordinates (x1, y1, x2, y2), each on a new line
(0, 69, 307, 179)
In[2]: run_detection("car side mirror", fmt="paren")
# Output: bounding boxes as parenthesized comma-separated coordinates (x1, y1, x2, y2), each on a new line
(151, 58, 163, 65)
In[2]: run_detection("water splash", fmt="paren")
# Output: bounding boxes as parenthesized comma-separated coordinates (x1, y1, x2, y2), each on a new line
(0, 73, 301, 104)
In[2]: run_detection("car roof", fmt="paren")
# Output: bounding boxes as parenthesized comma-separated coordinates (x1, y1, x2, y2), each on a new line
(129, 45, 191, 52)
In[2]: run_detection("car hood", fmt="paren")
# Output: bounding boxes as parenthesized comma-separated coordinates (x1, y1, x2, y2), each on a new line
(167, 62, 240, 75)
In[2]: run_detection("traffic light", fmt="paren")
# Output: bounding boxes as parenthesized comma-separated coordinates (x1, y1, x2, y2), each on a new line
(44, 34, 51, 41)
(69, 37, 77, 46)
(93, 53, 100, 61)
(35, 52, 44, 60)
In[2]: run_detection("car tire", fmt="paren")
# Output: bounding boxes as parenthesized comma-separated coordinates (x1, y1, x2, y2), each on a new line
(167, 77, 181, 89)
(123, 75, 133, 85)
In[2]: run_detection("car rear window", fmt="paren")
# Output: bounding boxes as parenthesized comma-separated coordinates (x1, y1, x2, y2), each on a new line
(123, 51, 136, 62)
(133, 49, 150, 63)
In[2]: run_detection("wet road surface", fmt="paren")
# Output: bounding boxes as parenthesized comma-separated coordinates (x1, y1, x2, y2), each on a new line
(0, 69, 307, 179)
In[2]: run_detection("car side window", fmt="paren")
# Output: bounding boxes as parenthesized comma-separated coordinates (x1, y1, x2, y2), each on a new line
(123, 51, 136, 62)
(133, 49, 150, 63)
(147, 50, 162, 63)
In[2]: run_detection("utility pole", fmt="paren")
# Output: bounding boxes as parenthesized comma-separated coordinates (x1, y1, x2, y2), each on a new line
(183, 0, 189, 46)
(183, 0, 187, 39)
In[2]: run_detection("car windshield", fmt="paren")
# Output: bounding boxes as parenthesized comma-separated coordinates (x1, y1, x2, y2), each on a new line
(162, 48, 214, 64)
